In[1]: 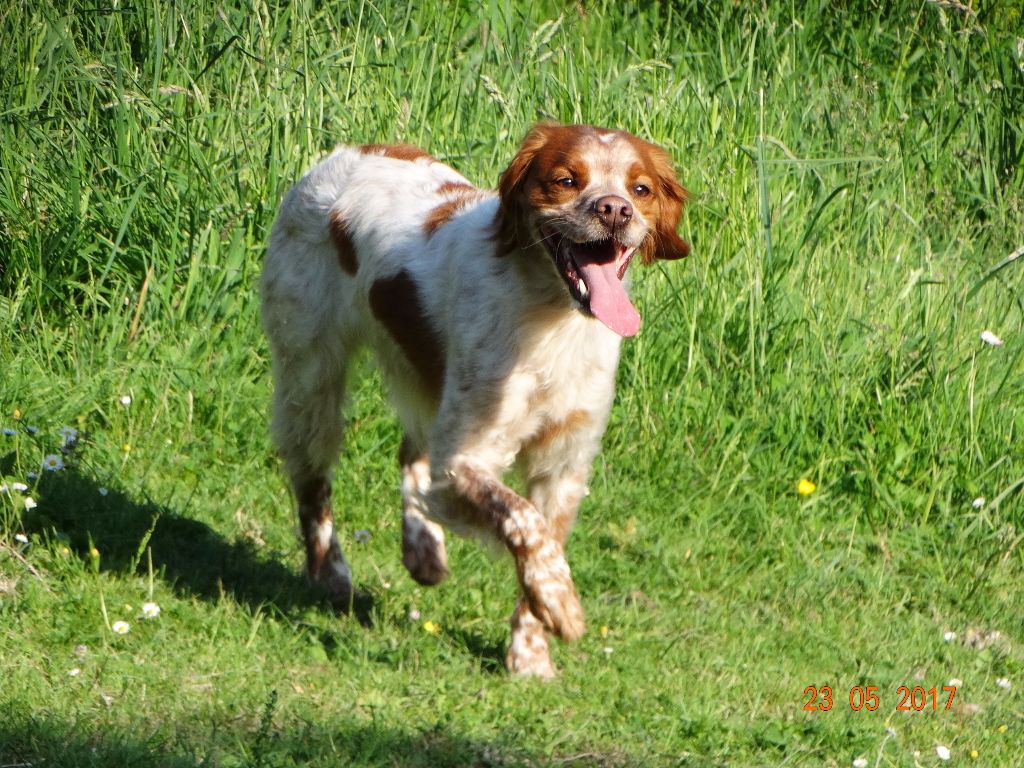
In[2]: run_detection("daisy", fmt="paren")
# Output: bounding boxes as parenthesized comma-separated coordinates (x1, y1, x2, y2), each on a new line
(2, 427, 15, 436)
(59, 426, 78, 445)
(14, 533, 28, 545)
(972, 497, 986, 509)
(936, 745, 951, 761)
(26, 425, 38, 434)
(98, 487, 109, 496)
(23, 497, 37, 510)
(11, 482, 28, 492)
(408, 608, 421, 622)
(996, 677, 1011, 690)
(141, 601, 160, 619)
(42, 454, 64, 472)
(111, 620, 130, 635)
(980, 330, 1004, 347)
(119, 394, 132, 406)
(26, 472, 37, 481)
(852, 759, 868, 768)
(944, 631, 957, 642)
(354, 529, 371, 543)
(67, 667, 81, 677)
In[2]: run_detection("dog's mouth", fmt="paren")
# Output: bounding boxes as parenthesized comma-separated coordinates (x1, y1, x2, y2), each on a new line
(541, 227, 640, 337)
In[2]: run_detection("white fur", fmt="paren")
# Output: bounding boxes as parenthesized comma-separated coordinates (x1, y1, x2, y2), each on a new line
(262, 125, 687, 676)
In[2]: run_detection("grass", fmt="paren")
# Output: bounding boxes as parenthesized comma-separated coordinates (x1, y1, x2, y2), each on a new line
(1, 0, 1023, 765)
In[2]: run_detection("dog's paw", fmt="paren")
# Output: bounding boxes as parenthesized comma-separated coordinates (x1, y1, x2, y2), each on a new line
(518, 543, 585, 641)
(507, 644, 557, 678)
(506, 603, 557, 678)
(402, 514, 449, 586)
(308, 546, 353, 608)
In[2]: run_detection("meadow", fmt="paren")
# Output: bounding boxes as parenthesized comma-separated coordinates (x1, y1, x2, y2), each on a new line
(1, 0, 1023, 765)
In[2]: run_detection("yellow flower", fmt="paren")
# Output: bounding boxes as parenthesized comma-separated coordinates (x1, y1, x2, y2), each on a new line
(422, 620, 441, 635)
(997, 724, 1007, 734)
(600, 625, 610, 638)
(969, 750, 979, 759)
(797, 478, 817, 496)
(89, 547, 100, 558)
(13, 408, 21, 419)
(122, 443, 131, 452)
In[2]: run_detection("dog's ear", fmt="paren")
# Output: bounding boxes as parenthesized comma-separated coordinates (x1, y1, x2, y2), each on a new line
(495, 123, 559, 253)
(642, 144, 690, 264)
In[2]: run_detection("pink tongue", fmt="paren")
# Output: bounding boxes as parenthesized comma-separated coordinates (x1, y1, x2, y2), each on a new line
(577, 259, 641, 337)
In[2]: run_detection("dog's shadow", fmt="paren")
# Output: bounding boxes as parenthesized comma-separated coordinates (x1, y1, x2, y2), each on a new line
(15, 459, 372, 624)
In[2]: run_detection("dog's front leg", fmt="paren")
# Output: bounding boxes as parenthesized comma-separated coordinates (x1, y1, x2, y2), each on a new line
(439, 457, 585, 642)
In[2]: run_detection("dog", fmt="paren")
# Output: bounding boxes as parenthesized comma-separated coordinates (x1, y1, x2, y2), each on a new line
(261, 123, 689, 677)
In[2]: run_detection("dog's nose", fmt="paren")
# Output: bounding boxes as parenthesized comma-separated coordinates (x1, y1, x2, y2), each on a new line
(594, 195, 633, 231)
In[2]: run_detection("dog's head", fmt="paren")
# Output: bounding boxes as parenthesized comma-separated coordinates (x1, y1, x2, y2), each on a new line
(497, 123, 689, 337)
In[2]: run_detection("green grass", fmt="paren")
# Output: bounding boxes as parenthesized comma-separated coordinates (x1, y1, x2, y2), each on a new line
(2, 0, 1023, 765)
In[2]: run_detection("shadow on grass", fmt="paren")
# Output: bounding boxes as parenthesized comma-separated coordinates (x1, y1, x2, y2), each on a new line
(19, 464, 372, 624)
(0, 711, 589, 768)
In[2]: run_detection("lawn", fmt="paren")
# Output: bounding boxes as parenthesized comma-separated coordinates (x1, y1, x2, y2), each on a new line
(1, 1, 1022, 765)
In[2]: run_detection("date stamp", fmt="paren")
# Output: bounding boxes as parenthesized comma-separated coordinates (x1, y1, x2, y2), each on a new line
(803, 685, 957, 712)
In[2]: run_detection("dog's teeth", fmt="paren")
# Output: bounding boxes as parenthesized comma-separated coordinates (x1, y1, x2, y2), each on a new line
(578, 280, 588, 299)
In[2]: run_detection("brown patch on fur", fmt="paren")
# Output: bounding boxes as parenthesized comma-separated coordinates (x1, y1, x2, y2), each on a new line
(368, 271, 445, 398)
(296, 476, 332, 573)
(437, 180, 475, 195)
(620, 135, 690, 263)
(359, 143, 434, 163)
(496, 123, 598, 254)
(328, 209, 358, 275)
(528, 410, 591, 450)
(424, 184, 486, 236)
(423, 199, 463, 236)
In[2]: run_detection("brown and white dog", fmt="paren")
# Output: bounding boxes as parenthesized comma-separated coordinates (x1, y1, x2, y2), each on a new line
(261, 123, 689, 677)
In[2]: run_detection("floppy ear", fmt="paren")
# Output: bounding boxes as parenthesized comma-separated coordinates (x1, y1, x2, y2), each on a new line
(642, 145, 690, 264)
(495, 123, 559, 253)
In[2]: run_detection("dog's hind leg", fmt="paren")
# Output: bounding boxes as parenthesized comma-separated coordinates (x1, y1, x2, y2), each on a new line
(269, 346, 352, 608)
(398, 436, 449, 586)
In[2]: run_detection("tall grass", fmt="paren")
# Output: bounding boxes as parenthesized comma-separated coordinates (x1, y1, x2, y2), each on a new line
(2, 1, 1023, 765)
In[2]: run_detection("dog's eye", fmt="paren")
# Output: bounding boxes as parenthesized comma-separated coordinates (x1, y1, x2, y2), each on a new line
(555, 177, 576, 188)
(632, 184, 651, 198)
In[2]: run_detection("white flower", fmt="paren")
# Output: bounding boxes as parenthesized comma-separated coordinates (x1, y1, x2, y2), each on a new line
(948, 678, 963, 687)
(26, 472, 38, 481)
(602, 646, 614, 655)
(14, 533, 28, 544)
(59, 426, 78, 445)
(408, 609, 421, 622)
(141, 602, 160, 619)
(68, 667, 81, 677)
(980, 330, 1004, 347)
(74, 644, 88, 657)
(2, 427, 15, 436)
(853, 759, 868, 768)
(98, 487, 108, 496)
(996, 677, 1011, 690)
(42, 454, 64, 472)
(354, 529, 371, 543)
(936, 745, 951, 761)
(23, 497, 37, 510)
(972, 496, 986, 509)
(119, 394, 132, 406)
(111, 620, 130, 635)
(11, 482, 28, 492)
(944, 631, 957, 642)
